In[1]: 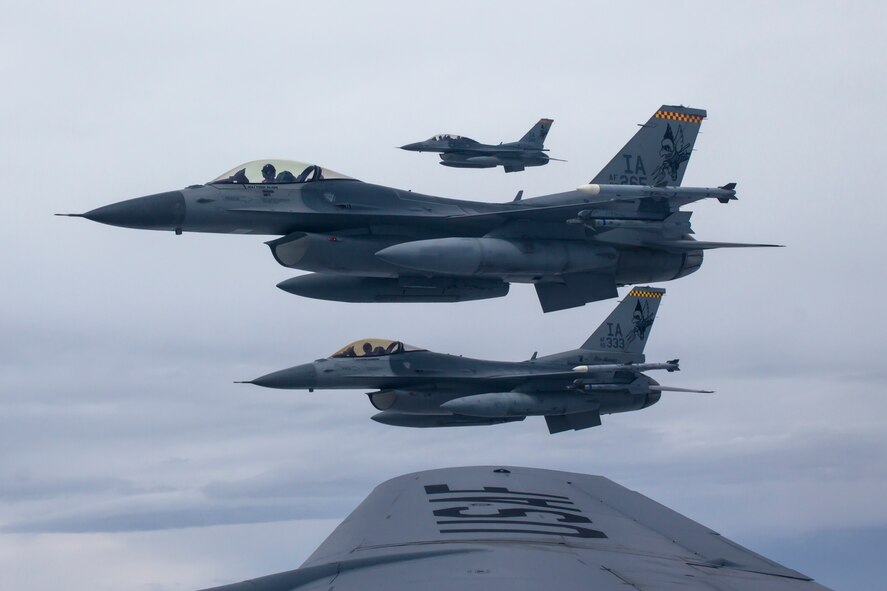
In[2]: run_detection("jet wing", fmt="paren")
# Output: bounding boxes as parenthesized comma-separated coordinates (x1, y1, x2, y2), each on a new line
(196, 466, 831, 591)
(449, 185, 738, 225)
(446, 145, 536, 154)
(447, 199, 605, 224)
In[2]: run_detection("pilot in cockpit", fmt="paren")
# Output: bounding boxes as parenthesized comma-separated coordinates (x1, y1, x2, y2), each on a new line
(261, 163, 277, 183)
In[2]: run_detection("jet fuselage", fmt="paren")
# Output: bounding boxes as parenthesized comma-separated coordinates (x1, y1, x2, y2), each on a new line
(68, 106, 770, 311)
(77, 178, 709, 309)
(251, 348, 659, 420)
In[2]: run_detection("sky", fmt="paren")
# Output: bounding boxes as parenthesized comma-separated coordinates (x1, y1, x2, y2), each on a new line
(1, 1, 886, 590)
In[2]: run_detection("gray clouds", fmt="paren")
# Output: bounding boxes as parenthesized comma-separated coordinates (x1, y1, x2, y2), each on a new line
(1, 2, 886, 591)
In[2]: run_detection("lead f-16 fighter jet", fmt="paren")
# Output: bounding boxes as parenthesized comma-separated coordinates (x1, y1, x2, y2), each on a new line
(244, 287, 711, 434)
(399, 118, 561, 172)
(193, 466, 832, 591)
(62, 105, 778, 312)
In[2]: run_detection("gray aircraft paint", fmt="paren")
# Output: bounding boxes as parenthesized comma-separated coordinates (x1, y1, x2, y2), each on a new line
(400, 118, 556, 173)
(194, 466, 832, 591)
(63, 105, 779, 313)
(591, 107, 706, 187)
(582, 286, 663, 353)
(245, 287, 709, 434)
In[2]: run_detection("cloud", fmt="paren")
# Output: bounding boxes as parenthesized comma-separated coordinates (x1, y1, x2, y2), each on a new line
(3, 494, 349, 534)
(0, 474, 161, 504)
(1, 1, 885, 589)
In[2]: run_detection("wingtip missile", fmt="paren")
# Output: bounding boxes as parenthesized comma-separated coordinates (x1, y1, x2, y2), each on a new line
(717, 182, 738, 203)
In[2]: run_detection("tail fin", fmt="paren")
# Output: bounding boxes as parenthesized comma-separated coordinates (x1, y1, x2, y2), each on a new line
(519, 118, 553, 147)
(591, 105, 706, 187)
(581, 286, 665, 354)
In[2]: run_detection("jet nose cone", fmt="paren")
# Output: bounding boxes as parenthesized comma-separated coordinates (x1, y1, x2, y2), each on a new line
(81, 191, 186, 231)
(399, 142, 423, 151)
(250, 364, 317, 390)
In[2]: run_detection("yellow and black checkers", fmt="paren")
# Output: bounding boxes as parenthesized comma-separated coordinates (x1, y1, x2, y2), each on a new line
(655, 110, 704, 125)
(627, 288, 664, 299)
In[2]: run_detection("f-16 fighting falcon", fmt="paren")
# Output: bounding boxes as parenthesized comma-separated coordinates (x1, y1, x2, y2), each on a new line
(244, 287, 712, 434)
(399, 118, 562, 172)
(193, 466, 833, 591)
(61, 105, 779, 312)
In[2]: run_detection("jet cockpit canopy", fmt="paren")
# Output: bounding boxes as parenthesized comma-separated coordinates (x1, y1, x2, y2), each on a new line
(429, 134, 463, 141)
(331, 338, 425, 358)
(210, 160, 356, 185)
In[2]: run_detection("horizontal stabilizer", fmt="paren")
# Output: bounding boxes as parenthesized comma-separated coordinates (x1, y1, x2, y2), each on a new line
(535, 273, 617, 313)
(650, 240, 785, 251)
(545, 410, 602, 434)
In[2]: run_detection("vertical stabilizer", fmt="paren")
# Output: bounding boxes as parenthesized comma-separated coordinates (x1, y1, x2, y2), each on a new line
(581, 286, 665, 354)
(519, 118, 554, 147)
(591, 106, 706, 187)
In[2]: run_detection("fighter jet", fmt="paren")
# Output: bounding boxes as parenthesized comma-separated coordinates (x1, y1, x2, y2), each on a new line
(399, 118, 561, 172)
(62, 105, 779, 312)
(244, 287, 712, 434)
(193, 466, 833, 591)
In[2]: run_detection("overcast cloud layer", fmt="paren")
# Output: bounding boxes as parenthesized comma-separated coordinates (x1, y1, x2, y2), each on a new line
(2, 2, 886, 590)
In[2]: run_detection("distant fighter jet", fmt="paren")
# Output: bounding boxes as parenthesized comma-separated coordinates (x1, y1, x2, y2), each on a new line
(400, 118, 561, 172)
(62, 105, 780, 312)
(193, 466, 834, 591)
(243, 287, 712, 434)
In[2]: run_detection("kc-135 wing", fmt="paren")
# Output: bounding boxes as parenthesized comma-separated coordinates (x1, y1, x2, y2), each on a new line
(196, 466, 831, 591)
